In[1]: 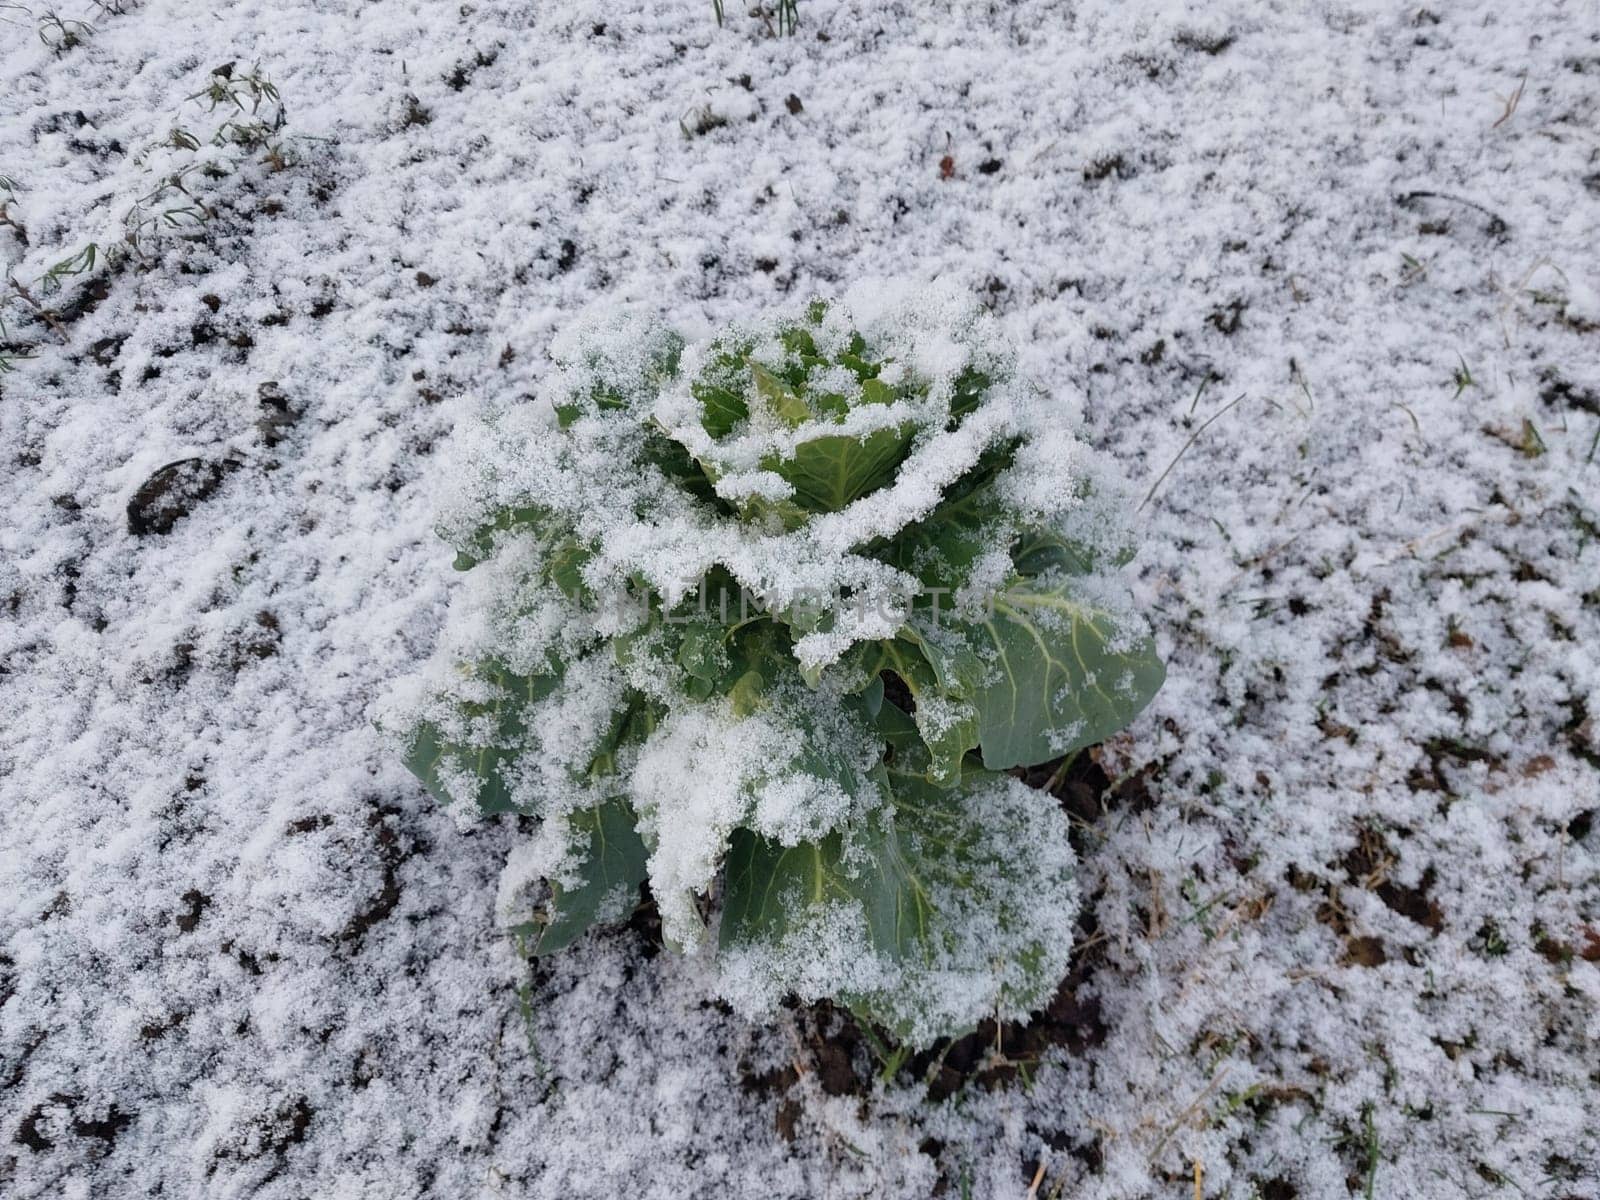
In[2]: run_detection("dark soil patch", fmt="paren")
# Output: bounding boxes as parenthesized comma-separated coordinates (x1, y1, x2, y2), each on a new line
(338, 806, 404, 948)
(126, 457, 238, 536)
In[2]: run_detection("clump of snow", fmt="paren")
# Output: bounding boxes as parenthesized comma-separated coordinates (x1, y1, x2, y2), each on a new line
(627, 694, 874, 950)
(1562, 276, 1600, 327)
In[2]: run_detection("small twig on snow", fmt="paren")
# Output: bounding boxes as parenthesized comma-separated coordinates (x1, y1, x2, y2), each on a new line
(1140, 393, 1247, 512)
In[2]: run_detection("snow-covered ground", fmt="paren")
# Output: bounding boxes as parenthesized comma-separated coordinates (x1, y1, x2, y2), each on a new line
(3, 0, 1598, 1196)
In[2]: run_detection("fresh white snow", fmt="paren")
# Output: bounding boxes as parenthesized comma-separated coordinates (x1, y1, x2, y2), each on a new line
(3, 0, 1598, 1197)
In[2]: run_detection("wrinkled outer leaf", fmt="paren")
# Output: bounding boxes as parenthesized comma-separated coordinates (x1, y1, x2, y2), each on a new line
(879, 638, 978, 784)
(719, 703, 933, 963)
(955, 575, 1165, 769)
(1011, 524, 1118, 576)
(720, 765, 929, 960)
(526, 797, 648, 954)
(449, 504, 552, 571)
(719, 703, 1076, 1045)
(402, 663, 561, 814)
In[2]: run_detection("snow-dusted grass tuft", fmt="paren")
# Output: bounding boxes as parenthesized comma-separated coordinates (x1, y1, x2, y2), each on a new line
(2, 59, 290, 359)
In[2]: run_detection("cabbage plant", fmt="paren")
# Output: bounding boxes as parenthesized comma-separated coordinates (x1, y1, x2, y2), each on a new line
(391, 284, 1164, 1046)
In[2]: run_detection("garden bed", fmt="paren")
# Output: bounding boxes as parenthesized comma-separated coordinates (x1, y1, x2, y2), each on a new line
(2, 1, 1596, 1197)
